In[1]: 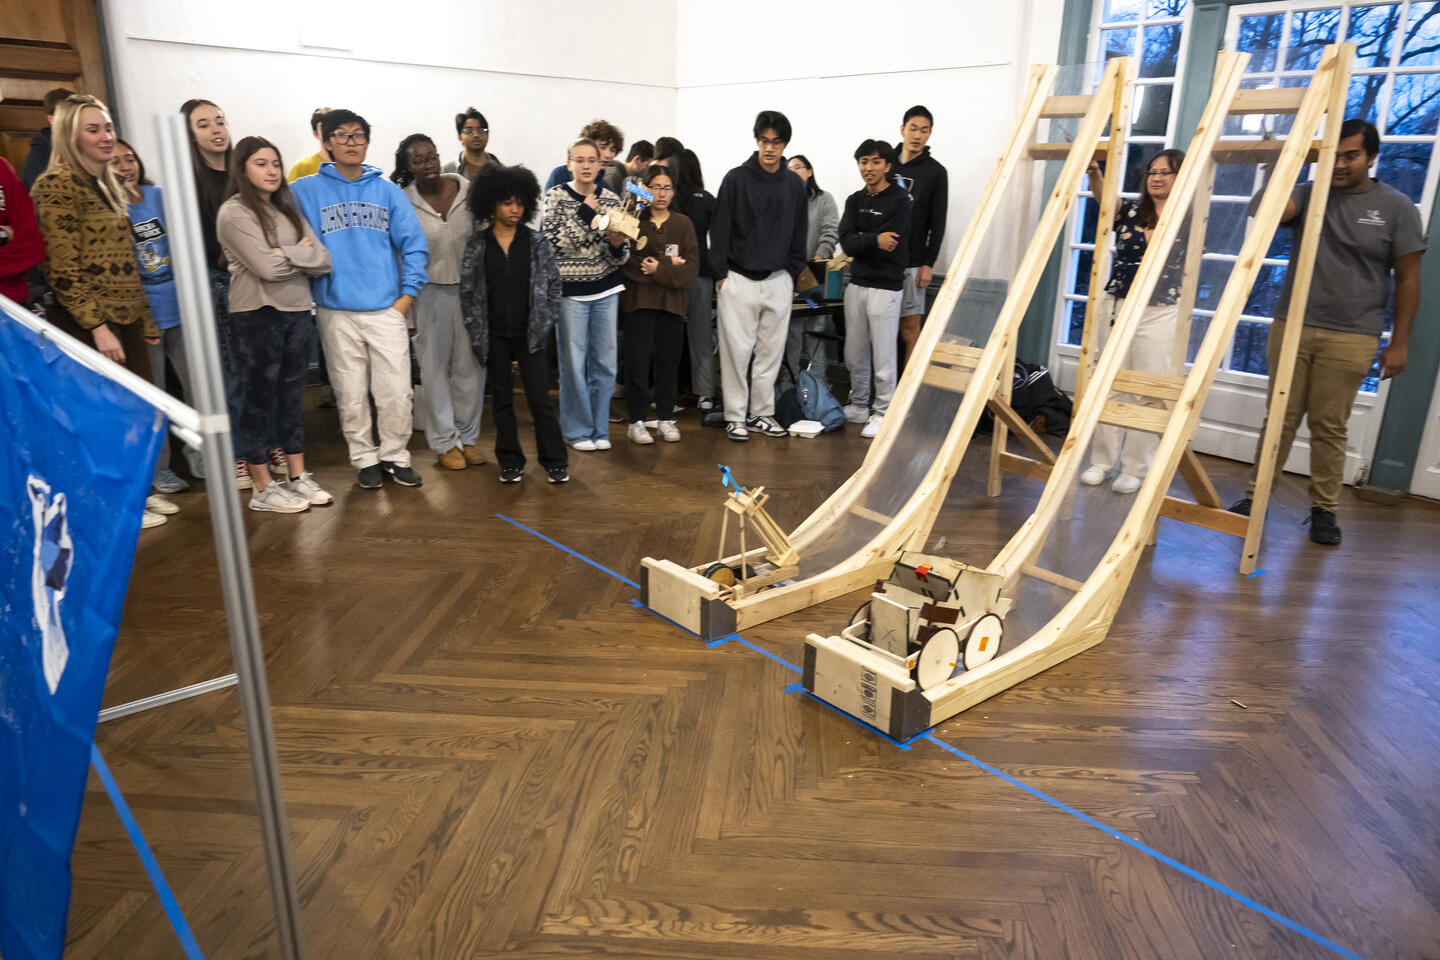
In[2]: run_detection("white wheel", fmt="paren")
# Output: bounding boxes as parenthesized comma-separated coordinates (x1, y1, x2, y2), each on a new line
(964, 614, 1003, 669)
(915, 628, 960, 690)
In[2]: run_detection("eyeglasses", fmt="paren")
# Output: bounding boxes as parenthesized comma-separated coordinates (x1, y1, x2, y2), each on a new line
(330, 132, 368, 144)
(461, 126, 488, 136)
(1146, 169, 1176, 177)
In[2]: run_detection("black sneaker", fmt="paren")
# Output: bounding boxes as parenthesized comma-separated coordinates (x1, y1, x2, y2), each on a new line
(356, 464, 384, 489)
(381, 461, 423, 487)
(1228, 497, 1252, 516)
(746, 415, 787, 438)
(547, 467, 570, 484)
(499, 467, 523, 483)
(1306, 506, 1341, 545)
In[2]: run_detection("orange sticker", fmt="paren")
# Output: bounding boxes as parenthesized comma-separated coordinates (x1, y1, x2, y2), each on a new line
(978, 636, 989, 651)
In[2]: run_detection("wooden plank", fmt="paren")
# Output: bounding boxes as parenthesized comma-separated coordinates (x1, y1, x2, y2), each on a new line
(1077, 68, 1133, 407)
(1039, 94, 1093, 118)
(1178, 447, 1223, 508)
(1228, 86, 1308, 115)
(1158, 497, 1249, 537)
(1112, 368, 1186, 401)
(922, 364, 972, 394)
(1, 45, 81, 78)
(930, 340, 984, 368)
(1211, 139, 1322, 163)
(1171, 156, 1216, 374)
(987, 397, 1057, 464)
(1027, 142, 1108, 162)
(1021, 562, 1085, 593)
(848, 504, 893, 526)
(999, 451, 1052, 483)
(1098, 400, 1171, 435)
(988, 338, 1017, 496)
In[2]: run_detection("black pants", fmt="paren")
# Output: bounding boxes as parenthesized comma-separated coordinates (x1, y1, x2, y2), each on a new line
(229, 306, 313, 464)
(622, 308, 685, 422)
(487, 334, 566, 471)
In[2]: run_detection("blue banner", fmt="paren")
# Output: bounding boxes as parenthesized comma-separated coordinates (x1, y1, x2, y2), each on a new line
(0, 316, 165, 960)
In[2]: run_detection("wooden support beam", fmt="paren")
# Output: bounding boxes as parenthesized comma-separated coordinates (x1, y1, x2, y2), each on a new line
(987, 398, 1057, 464)
(1039, 94, 1093, 118)
(1112, 368, 1185, 401)
(1228, 86, 1307, 115)
(1211, 139, 1322, 164)
(1098, 400, 1171, 435)
(1028, 142, 1107, 162)
(930, 341, 985, 367)
(1021, 562, 1085, 593)
(1178, 447, 1223, 508)
(922, 364, 973, 393)
(1158, 497, 1249, 537)
(1077, 74, 1134, 407)
(999, 451, 1052, 483)
(849, 504, 893, 526)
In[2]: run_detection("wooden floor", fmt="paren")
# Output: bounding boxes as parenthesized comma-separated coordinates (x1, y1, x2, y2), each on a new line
(67, 389, 1440, 960)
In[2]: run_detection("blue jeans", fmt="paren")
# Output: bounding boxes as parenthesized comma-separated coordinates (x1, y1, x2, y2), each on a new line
(556, 294, 619, 443)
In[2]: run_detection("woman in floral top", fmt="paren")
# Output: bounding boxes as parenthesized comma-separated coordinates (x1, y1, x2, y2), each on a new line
(1079, 148, 1186, 495)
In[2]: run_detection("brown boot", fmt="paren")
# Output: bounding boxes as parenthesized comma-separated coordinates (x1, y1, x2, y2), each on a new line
(437, 447, 467, 470)
(462, 443, 487, 465)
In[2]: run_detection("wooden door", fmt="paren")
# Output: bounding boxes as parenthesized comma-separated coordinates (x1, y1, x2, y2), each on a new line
(0, 0, 109, 172)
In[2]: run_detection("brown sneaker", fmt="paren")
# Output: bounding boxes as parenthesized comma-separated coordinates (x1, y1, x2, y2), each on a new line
(437, 447, 467, 470)
(462, 443, 487, 465)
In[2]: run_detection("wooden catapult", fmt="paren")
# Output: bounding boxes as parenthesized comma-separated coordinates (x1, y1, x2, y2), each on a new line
(599, 178, 653, 250)
(703, 467, 799, 599)
(644, 46, 1354, 735)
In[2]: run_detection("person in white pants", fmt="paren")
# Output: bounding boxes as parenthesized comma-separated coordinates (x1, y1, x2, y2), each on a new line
(1079, 148, 1186, 494)
(709, 110, 809, 442)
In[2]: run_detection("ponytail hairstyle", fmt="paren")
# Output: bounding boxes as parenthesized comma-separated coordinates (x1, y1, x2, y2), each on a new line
(226, 136, 306, 247)
(390, 133, 433, 188)
(48, 95, 129, 216)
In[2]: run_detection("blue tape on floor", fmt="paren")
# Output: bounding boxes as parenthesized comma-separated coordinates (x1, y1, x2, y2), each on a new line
(706, 634, 737, 648)
(90, 744, 206, 959)
(918, 733, 1366, 960)
(731, 636, 802, 674)
(783, 683, 919, 750)
(628, 597, 707, 640)
(495, 513, 640, 588)
(1245, 569, 1267, 578)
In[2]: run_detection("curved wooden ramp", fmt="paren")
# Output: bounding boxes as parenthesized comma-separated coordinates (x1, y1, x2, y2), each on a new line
(642, 57, 1136, 639)
(803, 44, 1356, 738)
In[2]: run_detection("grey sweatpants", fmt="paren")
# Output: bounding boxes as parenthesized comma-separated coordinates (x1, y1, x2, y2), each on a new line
(413, 282, 485, 454)
(843, 283, 902, 415)
(717, 270, 791, 422)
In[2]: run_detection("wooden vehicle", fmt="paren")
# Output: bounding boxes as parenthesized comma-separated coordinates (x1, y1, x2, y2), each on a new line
(598, 177, 652, 250)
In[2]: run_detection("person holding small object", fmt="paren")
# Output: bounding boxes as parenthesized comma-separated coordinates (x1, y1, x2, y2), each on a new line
(461, 164, 568, 484)
(1078, 148, 1187, 496)
(621, 165, 698, 444)
(218, 136, 334, 514)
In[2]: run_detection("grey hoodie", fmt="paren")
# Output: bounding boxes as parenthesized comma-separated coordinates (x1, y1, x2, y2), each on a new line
(805, 190, 839, 260)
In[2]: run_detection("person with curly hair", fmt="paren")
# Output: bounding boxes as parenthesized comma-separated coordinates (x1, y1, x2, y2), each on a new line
(393, 133, 485, 471)
(545, 119, 626, 193)
(460, 164, 567, 484)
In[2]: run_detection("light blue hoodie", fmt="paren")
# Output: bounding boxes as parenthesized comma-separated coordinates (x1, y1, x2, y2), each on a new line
(290, 162, 428, 311)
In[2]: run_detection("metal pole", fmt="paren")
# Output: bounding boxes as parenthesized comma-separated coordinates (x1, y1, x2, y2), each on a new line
(156, 113, 305, 960)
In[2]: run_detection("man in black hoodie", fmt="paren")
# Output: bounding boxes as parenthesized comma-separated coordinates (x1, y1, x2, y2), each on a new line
(710, 110, 808, 441)
(839, 140, 911, 438)
(894, 105, 948, 361)
(20, 88, 74, 189)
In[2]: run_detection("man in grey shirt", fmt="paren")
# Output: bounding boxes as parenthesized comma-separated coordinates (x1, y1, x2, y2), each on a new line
(1232, 119, 1425, 545)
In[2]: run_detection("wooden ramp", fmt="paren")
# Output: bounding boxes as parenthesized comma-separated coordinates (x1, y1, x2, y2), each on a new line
(804, 45, 1356, 738)
(642, 57, 1137, 639)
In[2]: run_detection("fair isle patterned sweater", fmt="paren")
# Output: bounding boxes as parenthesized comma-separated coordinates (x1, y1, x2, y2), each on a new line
(541, 182, 629, 297)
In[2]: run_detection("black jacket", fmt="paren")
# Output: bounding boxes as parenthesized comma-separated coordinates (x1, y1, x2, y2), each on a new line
(21, 128, 52, 190)
(709, 152, 807, 282)
(679, 188, 716, 278)
(892, 145, 947, 268)
(839, 181, 911, 291)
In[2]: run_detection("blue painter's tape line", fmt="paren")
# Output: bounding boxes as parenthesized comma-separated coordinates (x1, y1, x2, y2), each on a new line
(628, 596, 709, 641)
(918, 733, 1367, 960)
(90, 744, 206, 960)
(1245, 569, 1267, 578)
(707, 634, 738, 648)
(495, 513, 640, 588)
(731, 635, 802, 674)
(784, 683, 920, 750)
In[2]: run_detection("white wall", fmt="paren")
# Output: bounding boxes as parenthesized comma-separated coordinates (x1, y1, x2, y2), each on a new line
(101, 0, 677, 184)
(674, 0, 1066, 273)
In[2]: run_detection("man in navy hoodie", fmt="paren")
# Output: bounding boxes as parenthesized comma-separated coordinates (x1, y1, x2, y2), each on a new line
(894, 105, 948, 362)
(839, 139, 911, 439)
(710, 110, 808, 441)
(292, 109, 429, 489)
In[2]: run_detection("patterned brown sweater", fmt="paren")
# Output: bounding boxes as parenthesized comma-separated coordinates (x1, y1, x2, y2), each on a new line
(32, 160, 157, 337)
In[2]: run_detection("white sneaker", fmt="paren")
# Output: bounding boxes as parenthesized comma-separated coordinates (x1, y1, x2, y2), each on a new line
(697, 396, 715, 412)
(235, 459, 253, 490)
(746, 415, 787, 438)
(571, 439, 597, 452)
(287, 471, 334, 506)
(1111, 473, 1142, 495)
(1079, 465, 1108, 486)
(145, 494, 180, 515)
(628, 421, 655, 444)
(843, 403, 870, 425)
(184, 446, 206, 479)
(726, 421, 749, 442)
(594, 438, 612, 451)
(249, 483, 310, 513)
(657, 420, 680, 442)
(141, 509, 167, 529)
(861, 413, 883, 438)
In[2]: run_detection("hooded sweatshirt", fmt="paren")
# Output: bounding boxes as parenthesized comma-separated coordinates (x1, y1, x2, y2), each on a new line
(892, 145, 948, 269)
(290, 162, 428, 312)
(838, 180, 912, 291)
(709, 152, 807, 283)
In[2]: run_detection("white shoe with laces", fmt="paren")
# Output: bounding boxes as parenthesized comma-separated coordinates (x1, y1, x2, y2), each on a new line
(861, 413, 883, 438)
(657, 420, 680, 442)
(145, 494, 180, 515)
(287, 471, 334, 506)
(571, 439, 597, 452)
(843, 403, 870, 425)
(628, 421, 654, 444)
(1111, 473, 1142, 495)
(1079, 465, 1108, 486)
(141, 510, 167, 529)
(249, 483, 310, 514)
(594, 438, 612, 450)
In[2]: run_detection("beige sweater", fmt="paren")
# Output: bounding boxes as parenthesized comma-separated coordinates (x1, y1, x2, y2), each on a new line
(216, 196, 331, 312)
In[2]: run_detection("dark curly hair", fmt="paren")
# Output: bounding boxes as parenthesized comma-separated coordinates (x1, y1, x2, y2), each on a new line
(390, 133, 433, 187)
(467, 163, 541, 225)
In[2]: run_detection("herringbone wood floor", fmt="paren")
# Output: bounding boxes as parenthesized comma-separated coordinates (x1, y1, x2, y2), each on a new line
(65, 389, 1440, 960)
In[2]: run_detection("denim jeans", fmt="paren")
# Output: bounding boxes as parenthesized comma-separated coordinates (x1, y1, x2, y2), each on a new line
(555, 293, 619, 444)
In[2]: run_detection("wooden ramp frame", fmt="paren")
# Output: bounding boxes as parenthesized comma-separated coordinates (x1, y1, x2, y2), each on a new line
(642, 58, 1136, 639)
(804, 45, 1355, 739)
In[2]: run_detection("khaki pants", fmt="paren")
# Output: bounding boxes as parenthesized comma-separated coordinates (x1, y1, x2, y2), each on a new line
(1246, 322, 1377, 511)
(317, 306, 414, 469)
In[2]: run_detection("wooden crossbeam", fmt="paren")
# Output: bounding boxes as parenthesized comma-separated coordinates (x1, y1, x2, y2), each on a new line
(1228, 86, 1307, 115)
(1098, 400, 1171, 434)
(1112, 369, 1185, 402)
(987, 398, 1057, 464)
(1211, 139, 1322, 163)
(849, 504, 893, 526)
(999, 451, 1052, 483)
(931, 341, 985, 368)
(1028, 142, 1107, 162)
(1040, 94, 1092, 118)
(1158, 496, 1249, 537)
(1021, 562, 1085, 593)
(1178, 447, 1223, 508)
(922, 364, 973, 394)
